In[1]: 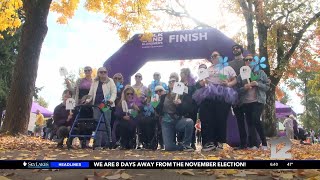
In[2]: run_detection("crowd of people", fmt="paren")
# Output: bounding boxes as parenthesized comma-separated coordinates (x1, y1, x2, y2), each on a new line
(18, 44, 318, 151)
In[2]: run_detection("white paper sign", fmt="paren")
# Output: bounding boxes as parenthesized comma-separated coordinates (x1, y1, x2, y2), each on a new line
(172, 82, 185, 95)
(184, 86, 188, 94)
(59, 67, 68, 77)
(151, 94, 159, 102)
(240, 66, 252, 80)
(66, 98, 76, 110)
(122, 100, 128, 113)
(198, 68, 209, 80)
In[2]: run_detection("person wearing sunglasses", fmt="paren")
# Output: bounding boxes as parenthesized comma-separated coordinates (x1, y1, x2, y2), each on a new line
(193, 50, 237, 152)
(115, 86, 140, 150)
(148, 72, 168, 99)
(236, 54, 269, 150)
(132, 73, 148, 106)
(155, 75, 194, 152)
(228, 44, 248, 150)
(178, 68, 198, 150)
(65, 66, 93, 105)
(86, 67, 117, 149)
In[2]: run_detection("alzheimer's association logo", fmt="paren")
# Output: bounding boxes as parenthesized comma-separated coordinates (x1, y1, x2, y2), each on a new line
(270, 137, 292, 159)
(139, 33, 163, 48)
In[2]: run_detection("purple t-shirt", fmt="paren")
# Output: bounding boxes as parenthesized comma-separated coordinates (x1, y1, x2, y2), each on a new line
(79, 78, 92, 89)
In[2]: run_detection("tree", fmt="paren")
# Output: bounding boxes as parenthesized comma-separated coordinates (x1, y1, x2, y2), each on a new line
(0, 0, 155, 135)
(230, 0, 320, 136)
(35, 96, 49, 108)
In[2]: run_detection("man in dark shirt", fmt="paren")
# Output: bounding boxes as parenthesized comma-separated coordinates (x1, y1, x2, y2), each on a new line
(228, 44, 247, 150)
(53, 90, 79, 148)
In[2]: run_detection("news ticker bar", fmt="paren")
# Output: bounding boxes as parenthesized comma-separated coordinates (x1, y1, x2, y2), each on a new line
(0, 160, 319, 169)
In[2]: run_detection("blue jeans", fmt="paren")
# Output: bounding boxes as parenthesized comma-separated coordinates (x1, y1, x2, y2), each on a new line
(161, 113, 194, 151)
(93, 108, 111, 148)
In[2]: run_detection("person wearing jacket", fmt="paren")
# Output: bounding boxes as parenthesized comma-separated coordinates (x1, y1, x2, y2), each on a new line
(53, 90, 79, 149)
(237, 54, 270, 150)
(86, 67, 117, 149)
(115, 86, 140, 150)
(156, 75, 194, 152)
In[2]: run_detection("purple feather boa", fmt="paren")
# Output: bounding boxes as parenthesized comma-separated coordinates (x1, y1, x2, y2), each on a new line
(192, 83, 238, 105)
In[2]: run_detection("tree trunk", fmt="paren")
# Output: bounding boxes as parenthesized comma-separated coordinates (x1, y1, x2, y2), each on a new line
(0, 0, 52, 135)
(241, 0, 255, 53)
(263, 84, 277, 136)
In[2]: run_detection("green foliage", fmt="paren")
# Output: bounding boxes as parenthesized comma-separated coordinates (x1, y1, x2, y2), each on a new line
(0, 30, 20, 109)
(35, 96, 49, 108)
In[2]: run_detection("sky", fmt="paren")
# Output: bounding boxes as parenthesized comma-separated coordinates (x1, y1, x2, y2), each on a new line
(35, 0, 304, 114)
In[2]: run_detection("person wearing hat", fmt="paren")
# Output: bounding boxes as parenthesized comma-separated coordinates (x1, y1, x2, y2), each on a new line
(154, 85, 166, 149)
(86, 67, 117, 149)
(155, 74, 194, 152)
(148, 72, 168, 99)
(228, 45, 248, 150)
(192, 50, 238, 152)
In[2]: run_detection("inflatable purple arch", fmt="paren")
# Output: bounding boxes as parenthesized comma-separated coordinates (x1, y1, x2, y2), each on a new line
(103, 28, 296, 147)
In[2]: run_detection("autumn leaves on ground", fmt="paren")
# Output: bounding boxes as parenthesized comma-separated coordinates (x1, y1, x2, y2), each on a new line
(1, 135, 320, 180)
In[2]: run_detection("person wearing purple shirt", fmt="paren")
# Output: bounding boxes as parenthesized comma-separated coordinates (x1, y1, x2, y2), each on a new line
(66, 66, 93, 105)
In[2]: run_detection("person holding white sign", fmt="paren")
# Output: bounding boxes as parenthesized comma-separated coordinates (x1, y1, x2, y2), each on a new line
(236, 54, 270, 150)
(115, 86, 141, 150)
(179, 68, 198, 150)
(86, 67, 117, 149)
(53, 90, 79, 149)
(155, 75, 194, 152)
(65, 66, 93, 105)
(192, 50, 237, 152)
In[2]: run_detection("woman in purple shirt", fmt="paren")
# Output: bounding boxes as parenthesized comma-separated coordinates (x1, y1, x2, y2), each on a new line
(66, 66, 93, 105)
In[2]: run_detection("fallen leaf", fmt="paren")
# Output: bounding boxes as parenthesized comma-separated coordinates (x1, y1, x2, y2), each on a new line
(93, 156, 102, 160)
(113, 169, 125, 175)
(3, 173, 14, 177)
(242, 170, 258, 175)
(280, 173, 294, 179)
(105, 174, 121, 180)
(94, 170, 112, 177)
(32, 169, 41, 173)
(121, 173, 132, 179)
(233, 172, 246, 177)
(0, 176, 11, 180)
(306, 176, 320, 180)
(225, 169, 238, 175)
(44, 177, 52, 180)
(85, 175, 95, 180)
(77, 154, 90, 158)
(176, 170, 195, 176)
(136, 174, 146, 176)
(206, 156, 220, 160)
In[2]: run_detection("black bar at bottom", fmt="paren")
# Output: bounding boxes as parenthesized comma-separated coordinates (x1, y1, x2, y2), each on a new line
(0, 160, 319, 169)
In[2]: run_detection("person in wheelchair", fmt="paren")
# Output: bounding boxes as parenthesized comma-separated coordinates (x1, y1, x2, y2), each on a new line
(115, 86, 140, 150)
(53, 90, 79, 149)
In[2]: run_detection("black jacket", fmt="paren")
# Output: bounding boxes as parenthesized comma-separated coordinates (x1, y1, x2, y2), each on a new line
(156, 93, 197, 119)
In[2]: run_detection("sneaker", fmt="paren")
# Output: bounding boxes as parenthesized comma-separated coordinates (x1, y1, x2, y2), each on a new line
(261, 146, 268, 150)
(183, 146, 195, 152)
(217, 142, 223, 149)
(94, 147, 103, 150)
(248, 146, 258, 150)
(202, 142, 216, 152)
